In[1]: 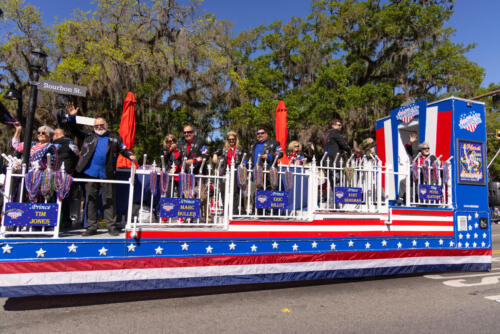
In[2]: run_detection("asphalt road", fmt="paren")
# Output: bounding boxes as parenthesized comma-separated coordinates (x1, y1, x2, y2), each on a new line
(1, 225, 499, 334)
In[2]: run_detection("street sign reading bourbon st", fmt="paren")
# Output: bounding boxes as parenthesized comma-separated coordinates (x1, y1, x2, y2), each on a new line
(38, 79, 87, 97)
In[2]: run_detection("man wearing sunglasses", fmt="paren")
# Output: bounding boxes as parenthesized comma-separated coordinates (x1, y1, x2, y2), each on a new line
(67, 106, 137, 236)
(177, 124, 209, 174)
(248, 125, 283, 167)
(323, 118, 351, 166)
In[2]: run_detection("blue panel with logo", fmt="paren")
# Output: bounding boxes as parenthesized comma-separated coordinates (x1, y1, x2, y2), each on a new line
(418, 184, 443, 201)
(255, 190, 288, 210)
(3, 202, 58, 226)
(160, 198, 200, 218)
(334, 187, 363, 204)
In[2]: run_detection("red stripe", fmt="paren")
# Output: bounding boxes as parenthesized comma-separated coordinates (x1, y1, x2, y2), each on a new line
(391, 209, 453, 216)
(390, 220, 453, 226)
(376, 127, 386, 189)
(231, 220, 384, 226)
(436, 110, 452, 161)
(0, 249, 491, 275)
(129, 230, 454, 239)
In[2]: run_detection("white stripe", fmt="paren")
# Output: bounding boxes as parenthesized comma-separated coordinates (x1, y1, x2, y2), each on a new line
(0, 255, 490, 287)
(425, 106, 438, 157)
(229, 225, 386, 232)
(391, 215, 453, 222)
(484, 295, 500, 301)
(384, 119, 395, 199)
(388, 225, 454, 232)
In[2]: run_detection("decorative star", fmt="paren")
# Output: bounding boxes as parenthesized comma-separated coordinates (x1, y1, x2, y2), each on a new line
(36, 248, 46, 258)
(348, 240, 354, 247)
(439, 239, 444, 245)
(475, 213, 479, 218)
(468, 225, 472, 231)
(468, 215, 472, 221)
(98, 247, 108, 256)
(466, 233, 470, 239)
(365, 242, 370, 249)
(68, 244, 78, 253)
(481, 241, 486, 247)
(474, 223, 479, 229)
(229, 242, 236, 250)
(425, 241, 430, 248)
(473, 242, 477, 248)
(412, 240, 417, 246)
(155, 246, 163, 255)
(292, 244, 299, 251)
(2, 244, 13, 254)
(311, 241, 318, 249)
(459, 234, 463, 240)
(330, 243, 336, 250)
(127, 244, 136, 252)
(206, 245, 213, 253)
(381, 240, 387, 247)
(449, 241, 455, 247)
(250, 244, 257, 252)
(474, 233, 478, 239)
(465, 242, 469, 248)
(181, 243, 189, 251)
(483, 233, 487, 239)
(458, 242, 462, 248)
(397, 242, 402, 249)
(272, 242, 279, 249)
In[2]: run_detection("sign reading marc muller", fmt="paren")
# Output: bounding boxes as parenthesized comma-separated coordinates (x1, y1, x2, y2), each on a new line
(38, 79, 87, 97)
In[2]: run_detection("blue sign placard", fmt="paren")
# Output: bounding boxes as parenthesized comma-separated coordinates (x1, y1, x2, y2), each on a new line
(334, 187, 363, 204)
(457, 140, 485, 185)
(255, 190, 288, 210)
(3, 202, 58, 226)
(160, 198, 200, 218)
(418, 184, 443, 201)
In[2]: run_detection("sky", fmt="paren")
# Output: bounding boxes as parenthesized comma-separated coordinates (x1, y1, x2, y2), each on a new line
(21, 0, 500, 87)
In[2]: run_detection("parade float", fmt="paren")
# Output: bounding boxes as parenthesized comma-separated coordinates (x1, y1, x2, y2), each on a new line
(0, 96, 492, 297)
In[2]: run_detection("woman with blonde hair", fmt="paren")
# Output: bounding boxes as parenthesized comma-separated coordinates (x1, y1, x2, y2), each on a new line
(213, 131, 243, 171)
(161, 134, 181, 172)
(287, 140, 305, 164)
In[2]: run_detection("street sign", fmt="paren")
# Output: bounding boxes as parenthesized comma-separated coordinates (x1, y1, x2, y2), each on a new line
(38, 79, 87, 97)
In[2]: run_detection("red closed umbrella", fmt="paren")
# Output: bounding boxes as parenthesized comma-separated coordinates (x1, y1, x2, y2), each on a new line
(116, 92, 138, 168)
(275, 101, 289, 165)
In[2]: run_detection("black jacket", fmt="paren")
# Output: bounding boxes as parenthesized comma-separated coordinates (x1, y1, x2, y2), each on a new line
(68, 118, 133, 178)
(249, 139, 283, 167)
(323, 128, 351, 164)
(53, 136, 79, 175)
(177, 137, 209, 174)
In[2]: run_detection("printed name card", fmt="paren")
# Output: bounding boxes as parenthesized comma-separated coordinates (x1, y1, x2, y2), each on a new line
(3, 202, 58, 226)
(334, 187, 363, 204)
(160, 198, 201, 218)
(418, 184, 442, 201)
(255, 190, 288, 210)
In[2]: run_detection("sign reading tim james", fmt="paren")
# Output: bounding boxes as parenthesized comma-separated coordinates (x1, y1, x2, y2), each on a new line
(38, 79, 87, 97)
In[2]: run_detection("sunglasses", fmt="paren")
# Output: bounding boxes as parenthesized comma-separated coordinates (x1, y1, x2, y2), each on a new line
(37, 131, 47, 135)
(228, 138, 236, 142)
(256, 131, 265, 135)
(94, 124, 106, 129)
(294, 145, 300, 148)
(335, 123, 342, 127)
(184, 130, 194, 134)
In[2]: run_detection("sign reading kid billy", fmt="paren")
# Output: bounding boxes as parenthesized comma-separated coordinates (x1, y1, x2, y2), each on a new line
(3, 202, 58, 226)
(160, 198, 200, 218)
(255, 190, 288, 210)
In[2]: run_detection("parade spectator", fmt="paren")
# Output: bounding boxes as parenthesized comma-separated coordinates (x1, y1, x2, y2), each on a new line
(177, 124, 209, 174)
(323, 118, 351, 165)
(53, 128, 80, 228)
(213, 131, 243, 173)
(248, 125, 283, 167)
(11, 122, 57, 169)
(66, 106, 136, 236)
(287, 140, 305, 164)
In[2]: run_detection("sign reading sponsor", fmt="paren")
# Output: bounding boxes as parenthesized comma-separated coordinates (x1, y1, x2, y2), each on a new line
(394, 100, 426, 124)
(255, 190, 288, 210)
(334, 187, 363, 204)
(457, 140, 485, 185)
(160, 198, 200, 218)
(38, 79, 87, 97)
(3, 202, 58, 226)
(418, 184, 442, 201)
(458, 111, 482, 133)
